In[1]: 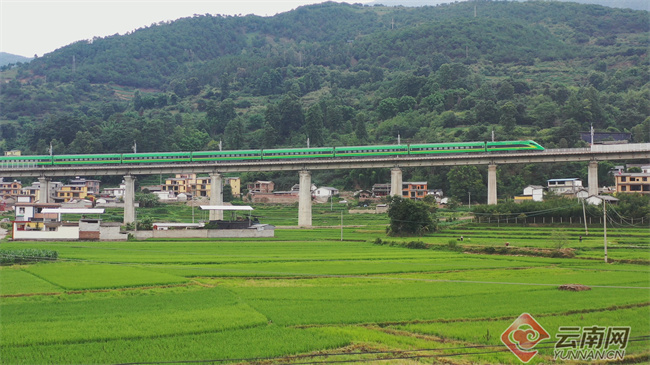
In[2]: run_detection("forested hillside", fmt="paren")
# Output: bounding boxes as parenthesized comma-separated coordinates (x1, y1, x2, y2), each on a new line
(0, 1, 648, 201)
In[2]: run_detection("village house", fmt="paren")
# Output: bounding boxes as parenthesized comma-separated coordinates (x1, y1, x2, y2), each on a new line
(313, 187, 339, 199)
(514, 185, 545, 203)
(11, 203, 126, 241)
(547, 178, 583, 195)
(103, 181, 126, 199)
(615, 173, 650, 194)
(247, 180, 274, 194)
(0, 179, 22, 199)
(371, 183, 390, 197)
(402, 181, 427, 200)
(585, 195, 619, 206)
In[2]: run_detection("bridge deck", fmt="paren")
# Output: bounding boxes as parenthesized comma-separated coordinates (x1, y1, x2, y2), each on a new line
(1, 144, 648, 177)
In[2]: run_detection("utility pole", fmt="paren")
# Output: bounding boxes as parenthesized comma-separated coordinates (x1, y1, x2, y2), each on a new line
(132, 140, 137, 153)
(581, 198, 588, 236)
(603, 199, 607, 263)
(468, 191, 471, 210)
(491, 129, 495, 142)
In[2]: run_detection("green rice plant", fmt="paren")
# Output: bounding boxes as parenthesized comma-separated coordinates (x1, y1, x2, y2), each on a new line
(24, 262, 187, 290)
(1, 325, 348, 364)
(229, 279, 650, 326)
(0, 267, 62, 295)
(1, 288, 267, 347)
(395, 306, 650, 362)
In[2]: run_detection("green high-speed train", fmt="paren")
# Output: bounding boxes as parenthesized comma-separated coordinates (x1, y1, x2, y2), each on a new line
(0, 140, 544, 167)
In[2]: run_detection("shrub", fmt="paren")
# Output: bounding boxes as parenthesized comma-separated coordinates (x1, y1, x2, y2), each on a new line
(0, 249, 58, 265)
(404, 240, 428, 249)
(447, 239, 460, 251)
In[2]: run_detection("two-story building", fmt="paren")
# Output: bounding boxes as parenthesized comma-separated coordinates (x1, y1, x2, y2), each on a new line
(163, 174, 242, 198)
(0, 179, 22, 199)
(372, 183, 391, 197)
(248, 181, 274, 194)
(615, 173, 650, 194)
(70, 177, 101, 195)
(515, 185, 545, 203)
(547, 178, 583, 195)
(163, 174, 194, 196)
(402, 181, 428, 200)
(103, 181, 126, 199)
(56, 185, 90, 202)
(12, 206, 127, 241)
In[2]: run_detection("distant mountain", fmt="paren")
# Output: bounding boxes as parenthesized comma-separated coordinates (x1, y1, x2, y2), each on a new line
(365, 0, 649, 11)
(0, 52, 32, 67)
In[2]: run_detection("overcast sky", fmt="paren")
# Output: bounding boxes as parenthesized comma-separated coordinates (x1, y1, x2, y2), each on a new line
(1, 0, 372, 58)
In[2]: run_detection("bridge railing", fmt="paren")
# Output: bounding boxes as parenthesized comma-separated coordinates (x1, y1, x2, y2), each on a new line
(0, 162, 38, 169)
(591, 143, 650, 153)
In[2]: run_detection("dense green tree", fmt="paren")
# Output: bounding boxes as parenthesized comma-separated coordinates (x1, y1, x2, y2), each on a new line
(447, 166, 485, 204)
(224, 117, 244, 150)
(68, 131, 103, 153)
(354, 112, 369, 142)
(387, 196, 436, 236)
(499, 101, 517, 132)
(497, 82, 515, 100)
(135, 192, 160, 208)
(305, 104, 325, 146)
(222, 184, 233, 202)
(378, 98, 399, 120)
(277, 93, 304, 137)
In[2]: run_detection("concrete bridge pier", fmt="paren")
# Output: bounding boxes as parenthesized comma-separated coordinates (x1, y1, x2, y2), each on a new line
(123, 175, 135, 224)
(588, 161, 599, 196)
(390, 167, 403, 197)
(38, 177, 50, 203)
(298, 170, 312, 227)
(487, 164, 497, 205)
(210, 173, 223, 221)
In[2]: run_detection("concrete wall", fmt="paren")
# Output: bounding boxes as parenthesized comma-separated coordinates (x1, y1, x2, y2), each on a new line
(13, 225, 79, 240)
(250, 193, 298, 204)
(130, 228, 275, 240)
(100, 225, 129, 240)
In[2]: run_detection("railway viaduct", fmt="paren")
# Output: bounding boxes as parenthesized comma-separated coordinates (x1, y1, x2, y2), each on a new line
(2, 143, 649, 227)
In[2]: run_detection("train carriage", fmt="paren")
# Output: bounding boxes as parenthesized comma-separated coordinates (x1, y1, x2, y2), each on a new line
(486, 140, 544, 152)
(0, 155, 53, 167)
(409, 142, 486, 154)
(334, 145, 409, 157)
(262, 147, 334, 160)
(122, 152, 192, 164)
(53, 154, 122, 165)
(192, 150, 262, 162)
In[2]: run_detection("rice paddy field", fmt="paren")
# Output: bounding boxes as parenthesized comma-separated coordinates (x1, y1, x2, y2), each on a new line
(1, 207, 649, 364)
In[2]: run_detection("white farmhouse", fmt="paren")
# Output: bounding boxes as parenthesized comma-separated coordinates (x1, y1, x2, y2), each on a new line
(547, 178, 583, 195)
(313, 187, 339, 198)
(522, 185, 545, 202)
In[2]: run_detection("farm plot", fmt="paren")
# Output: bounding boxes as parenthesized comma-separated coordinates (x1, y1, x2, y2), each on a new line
(2, 225, 648, 364)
